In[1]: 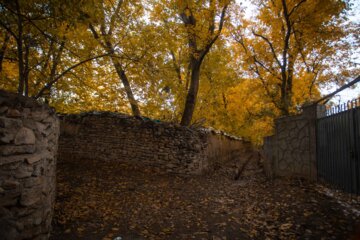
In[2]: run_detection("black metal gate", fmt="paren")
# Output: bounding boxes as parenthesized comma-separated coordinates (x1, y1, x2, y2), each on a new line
(317, 99, 360, 194)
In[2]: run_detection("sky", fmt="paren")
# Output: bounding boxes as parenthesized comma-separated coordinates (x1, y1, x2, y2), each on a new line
(237, 0, 360, 104)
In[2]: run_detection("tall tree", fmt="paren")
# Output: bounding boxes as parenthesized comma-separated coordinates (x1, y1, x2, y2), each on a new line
(86, 0, 143, 117)
(178, 0, 230, 125)
(150, 0, 231, 125)
(233, 0, 358, 115)
(0, 0, 109, 99)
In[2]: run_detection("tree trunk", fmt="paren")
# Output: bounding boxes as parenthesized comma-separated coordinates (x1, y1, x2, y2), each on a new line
(180, 61, 201, 126)
(0, 32, 10, 73)
(15, 0, 24, 95)
(23, 42, 30, 96)
(111, 57, 141, 117)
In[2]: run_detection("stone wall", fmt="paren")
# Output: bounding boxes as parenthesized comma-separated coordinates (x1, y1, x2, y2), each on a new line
(0, 90, 59, 240)
(58, 113, 248, 174)
(263, 104, 323, 180)
(205, 132, 252, 168)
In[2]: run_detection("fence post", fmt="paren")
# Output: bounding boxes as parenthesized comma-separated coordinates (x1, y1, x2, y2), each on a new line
(302, 103, 326, 180)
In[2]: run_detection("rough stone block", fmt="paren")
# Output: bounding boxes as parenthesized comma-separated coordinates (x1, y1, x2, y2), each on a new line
(32, 165, 44, 177)
(14, 164, 33, 178)
(0, 145, 36, 156)
(0, 154, 32, 166)
(20, 188, 41, 206)
(6, 109, 22, 118)
(14, 127, 36, 145)
(0, 129, 14, 144)
(0, 117, 22, 129)
(26, 151, 50, 165)
(35, 122, 47, 133)
(22, 119, 37, 130)
(31, 111, 49, 121)
(1, 191, 21, 206)
(0, 106, 8, 114)
(24, 177, 43, 188)
(2, 180, 20, 190)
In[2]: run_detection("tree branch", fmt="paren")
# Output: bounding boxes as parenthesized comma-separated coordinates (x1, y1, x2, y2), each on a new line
(252, 30, 282, 68)
(35, 53, 110, 99)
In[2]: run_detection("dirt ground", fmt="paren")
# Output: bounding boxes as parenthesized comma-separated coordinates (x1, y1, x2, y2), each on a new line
(50, 159, 360, 240)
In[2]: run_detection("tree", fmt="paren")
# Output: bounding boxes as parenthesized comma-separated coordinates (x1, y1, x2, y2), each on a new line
(232, 0, 358, 115)
(178, 0, 230, 125)
(0, 0, 110, 100)
(84, 0, 144, 117)
(150, 0, 231, 125)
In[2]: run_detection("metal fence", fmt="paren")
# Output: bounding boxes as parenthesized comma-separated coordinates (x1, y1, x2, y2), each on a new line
(317, 98, 360, 194)
(325, 98, 360, 116)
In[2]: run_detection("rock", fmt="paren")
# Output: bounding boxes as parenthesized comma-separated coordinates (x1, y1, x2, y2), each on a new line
(24, 177, 42, 188)
(0, 218, 20, 240)
(22, 108, 31, 118)
(1, 191, 21, 206)
(0, 106, 8, 114)
(0, 129, 14, 144)
(14, 127, 36, 145)
(31, 111, 48, 121)
(0, 154, 30, 166)
(0, 187, 4, 194)
(6, 109, 22, 118)
(25, 153, 46, 165)
(0, 145, 36, 156)
(22, 119, 37, 130)
(42, 115, 54, 123)
(32, 165, 44, 177)
(2, 180, 20, 190)
(35, 122, 47, 133)
(14, 165, 33, 178)
(20, 189, 41, 206)
(0, 117, 22, 129)
(15, 222, 24, 232)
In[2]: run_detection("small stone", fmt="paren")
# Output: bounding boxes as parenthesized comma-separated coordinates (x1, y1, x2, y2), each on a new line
(31, 111, 48, 121)
(0, 220, 20, 240)
(22, 108, 31, 118)
(2, 180, 20, 190)
(20, 189, 41, 206)
(0, 117, 22, 129)
(32, 165, 44, 177)
(35, 216, 44, 226)
(42, 115, 54, 123)
(0, 129, 14, 144)
(6, 109, 22, 118)
(22, 119, 37, 130)
(35, 122, 47, 133)
(25, 153, 44, 164)
(14, 127, 36, 145)
(1, 191, 21, 206)
(24, 177, 42, 188)
(14, 165, 33, 178)
(0, 154, 31, 166)
(15, 222, 24, 231)
(0, 106, 8, 114)
(0, 145, 35, 156)
(0, 187, 4, 193)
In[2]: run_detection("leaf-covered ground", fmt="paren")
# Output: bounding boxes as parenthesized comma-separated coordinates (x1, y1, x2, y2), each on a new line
(51, 159, 360, 240)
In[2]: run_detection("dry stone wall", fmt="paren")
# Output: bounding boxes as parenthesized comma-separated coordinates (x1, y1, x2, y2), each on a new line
(58, 112, 248, 174)
(263, 104, 323, 180)
(0, 90, 59, 240)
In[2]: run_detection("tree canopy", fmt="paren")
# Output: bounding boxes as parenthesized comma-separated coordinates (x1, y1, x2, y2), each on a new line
(1, 0, 358, 143)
